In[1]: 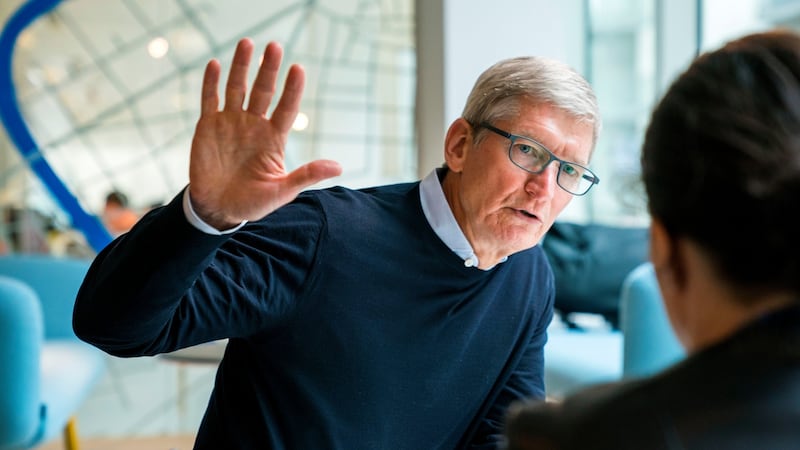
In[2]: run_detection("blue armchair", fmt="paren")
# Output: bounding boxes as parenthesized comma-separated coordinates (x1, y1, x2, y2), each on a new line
(0, 254, 106, 450)
(544, 262, 687, 399)
(619, 262, 685, 378)
(541, 223, 644, 398)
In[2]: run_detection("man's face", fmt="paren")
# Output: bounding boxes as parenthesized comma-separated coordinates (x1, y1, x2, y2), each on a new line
(442, 102, 594, 266)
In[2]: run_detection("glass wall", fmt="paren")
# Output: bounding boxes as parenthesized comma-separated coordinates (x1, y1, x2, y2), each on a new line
(583, 0, 800, 226)
(585, 0, 657, 226)
(0, 0, 415, 254)
(4, 0, 800, 254)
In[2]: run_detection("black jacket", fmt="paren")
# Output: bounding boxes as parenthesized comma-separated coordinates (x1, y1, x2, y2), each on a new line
(506, 304, 800, 450)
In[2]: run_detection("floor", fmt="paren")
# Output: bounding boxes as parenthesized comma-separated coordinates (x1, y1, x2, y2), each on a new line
(38, 349, 220, 449)
(39, 435, 197, 450)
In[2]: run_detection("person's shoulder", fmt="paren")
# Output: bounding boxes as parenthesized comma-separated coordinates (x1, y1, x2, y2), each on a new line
(298, 181, 419, 207)
(509, 379, 641, 429)
(503, 244, 553, 283)
(357, 180, 419, 196)
(506, 376, 673, 450)
(557, 377, 658, 417)
(312, 180, 418, 197)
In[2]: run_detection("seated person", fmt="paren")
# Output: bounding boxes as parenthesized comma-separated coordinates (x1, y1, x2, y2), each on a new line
(505, 29, 800, 450)
(102, 190, 139, 236)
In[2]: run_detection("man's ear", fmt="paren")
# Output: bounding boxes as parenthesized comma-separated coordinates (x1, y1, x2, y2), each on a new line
(443, 118, 473, 173)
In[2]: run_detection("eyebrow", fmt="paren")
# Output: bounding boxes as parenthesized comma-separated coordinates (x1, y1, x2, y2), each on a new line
(514, 130, 588, 166)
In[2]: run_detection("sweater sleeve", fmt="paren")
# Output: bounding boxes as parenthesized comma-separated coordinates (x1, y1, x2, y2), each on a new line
(464, 275, 556, 449)
(73, 189, 326, 357)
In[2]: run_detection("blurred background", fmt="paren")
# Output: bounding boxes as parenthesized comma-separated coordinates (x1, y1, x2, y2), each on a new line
(3, 0, 800, 256)
(2, 0, 800, 446)
(1, 0, 416, 256)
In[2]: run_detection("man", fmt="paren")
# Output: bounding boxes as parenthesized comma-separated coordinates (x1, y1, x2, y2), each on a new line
(73, 38, 600, 449)
(505, 30, 800, 450)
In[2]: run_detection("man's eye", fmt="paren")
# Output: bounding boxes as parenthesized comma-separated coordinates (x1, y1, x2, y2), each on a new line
(517, 144, 534, 155)
(561, 163, 582, 178)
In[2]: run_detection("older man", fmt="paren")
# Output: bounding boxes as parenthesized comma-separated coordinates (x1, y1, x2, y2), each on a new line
(73, 38, 600, 449)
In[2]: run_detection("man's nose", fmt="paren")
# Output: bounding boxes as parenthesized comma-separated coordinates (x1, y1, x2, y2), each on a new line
(525, 162, 558, 197)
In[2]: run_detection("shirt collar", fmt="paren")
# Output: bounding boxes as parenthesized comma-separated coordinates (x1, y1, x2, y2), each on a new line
(419, 168, 506, 270)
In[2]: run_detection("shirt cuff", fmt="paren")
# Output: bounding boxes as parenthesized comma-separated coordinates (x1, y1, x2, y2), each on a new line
(182, 187, 247, 235)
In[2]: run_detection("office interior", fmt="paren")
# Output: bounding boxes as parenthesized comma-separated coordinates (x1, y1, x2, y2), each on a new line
(1, 0, 799, 448)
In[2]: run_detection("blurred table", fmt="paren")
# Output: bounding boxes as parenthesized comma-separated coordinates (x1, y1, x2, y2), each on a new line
(159, 339, 227, 429)
(160, 339, 227, 364)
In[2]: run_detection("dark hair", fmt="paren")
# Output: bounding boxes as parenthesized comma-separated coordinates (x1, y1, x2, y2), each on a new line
(642, 29, 800, 296)
(105, 190, 129, 208)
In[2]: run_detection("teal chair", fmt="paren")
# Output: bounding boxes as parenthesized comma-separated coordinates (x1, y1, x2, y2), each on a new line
(619, 262, 686, 378)
(542, 222, 646, 398)
(544, 262, 686, 398)
(0, 254, 106, 450)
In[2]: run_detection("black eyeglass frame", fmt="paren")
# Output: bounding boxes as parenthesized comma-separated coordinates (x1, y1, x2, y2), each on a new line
(478, 122, 600, 196)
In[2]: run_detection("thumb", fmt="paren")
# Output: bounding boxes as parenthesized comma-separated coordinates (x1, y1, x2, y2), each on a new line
(284, 159, 343, 193)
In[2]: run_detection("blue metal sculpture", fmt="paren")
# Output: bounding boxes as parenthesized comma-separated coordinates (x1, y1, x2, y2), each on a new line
(0, 0, 112, 252)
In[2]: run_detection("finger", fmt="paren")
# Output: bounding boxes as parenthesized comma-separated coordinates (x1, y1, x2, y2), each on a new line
(270, 64, 305, 131)
(201, 59, 221, 116)
(283, 160, 342, 195)
(223, 38, 254, 111)
(247, 42, 283, 116)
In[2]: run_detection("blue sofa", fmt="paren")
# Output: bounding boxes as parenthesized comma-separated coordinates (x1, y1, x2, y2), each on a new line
(0, 254, 106, 450)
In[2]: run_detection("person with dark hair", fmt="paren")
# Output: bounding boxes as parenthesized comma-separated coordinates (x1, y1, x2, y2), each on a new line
(105, 190, 129, 208)
(102, 190, 139, 237)
(73, 38, 601, 448)
(505, 29, 800, 450)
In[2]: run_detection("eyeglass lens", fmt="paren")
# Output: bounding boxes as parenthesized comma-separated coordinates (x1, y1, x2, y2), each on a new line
(509, 139, 593, 195)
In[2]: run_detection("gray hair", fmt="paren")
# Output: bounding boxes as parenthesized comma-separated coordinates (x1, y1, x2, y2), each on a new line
(462, 56, 601, 152)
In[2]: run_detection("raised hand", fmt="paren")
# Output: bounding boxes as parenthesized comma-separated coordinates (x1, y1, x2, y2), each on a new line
(188, 38, 342, 230)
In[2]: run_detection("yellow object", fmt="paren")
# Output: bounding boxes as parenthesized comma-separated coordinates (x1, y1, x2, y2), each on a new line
(64, 416, 80, 450)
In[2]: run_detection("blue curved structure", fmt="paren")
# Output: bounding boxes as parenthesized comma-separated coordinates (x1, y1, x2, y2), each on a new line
(0, 0, 112, 252)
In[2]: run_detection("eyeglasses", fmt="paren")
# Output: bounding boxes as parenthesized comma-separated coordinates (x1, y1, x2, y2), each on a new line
(479, 122, 599, 196)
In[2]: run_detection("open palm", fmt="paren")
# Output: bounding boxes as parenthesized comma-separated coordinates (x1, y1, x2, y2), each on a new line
(188, 38, 342, 230)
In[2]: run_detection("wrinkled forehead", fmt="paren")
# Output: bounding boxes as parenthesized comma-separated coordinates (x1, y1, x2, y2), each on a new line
(495, 103, 596, 164)
(485, 96, 598, 151)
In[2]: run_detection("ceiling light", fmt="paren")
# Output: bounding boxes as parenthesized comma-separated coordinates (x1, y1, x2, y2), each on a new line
(292, 112, 309, 131)
(43, 66, 67, 84)
(147, 37, 169, 59)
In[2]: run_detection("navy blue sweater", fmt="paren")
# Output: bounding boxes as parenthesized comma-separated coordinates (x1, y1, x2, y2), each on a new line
(73, 181, 555, 449)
